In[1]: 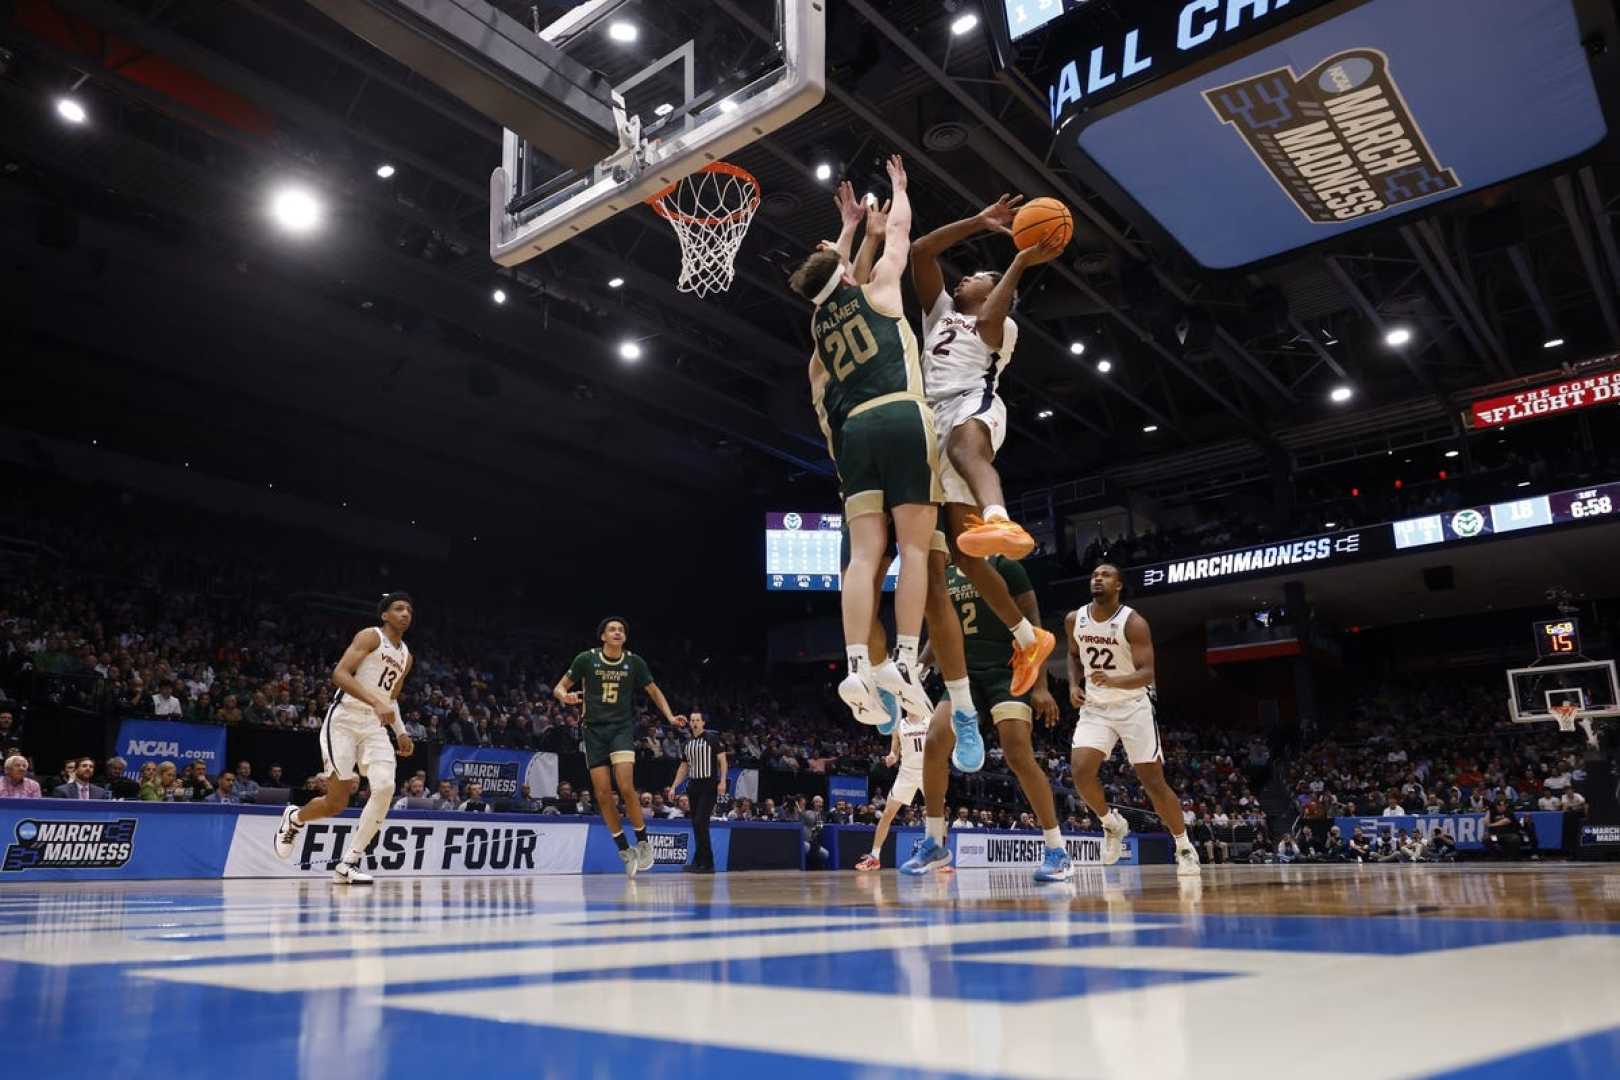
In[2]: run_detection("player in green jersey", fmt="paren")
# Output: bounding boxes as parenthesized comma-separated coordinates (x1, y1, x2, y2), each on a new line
(553, 616, 686, 877)
(792, 155, 939, 735)
(902, 555, 1071, 881)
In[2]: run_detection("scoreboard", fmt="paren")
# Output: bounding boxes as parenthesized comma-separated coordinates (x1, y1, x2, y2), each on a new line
(1534, 617, 1582, 658)
(764, 512, 898, 592)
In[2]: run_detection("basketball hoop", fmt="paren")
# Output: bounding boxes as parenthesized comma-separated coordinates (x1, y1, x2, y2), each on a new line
(1551, 702, 1581, 733)
(647, 162, 760, 297)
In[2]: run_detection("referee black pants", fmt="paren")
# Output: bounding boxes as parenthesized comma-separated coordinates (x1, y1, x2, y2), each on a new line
(688, 778, 718, 867)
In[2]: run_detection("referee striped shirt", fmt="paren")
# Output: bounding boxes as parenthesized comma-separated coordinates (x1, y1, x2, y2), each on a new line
(682, 731, 722, 780)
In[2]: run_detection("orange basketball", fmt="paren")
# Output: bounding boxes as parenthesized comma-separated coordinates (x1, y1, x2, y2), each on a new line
(1011, 197, 1073, 259)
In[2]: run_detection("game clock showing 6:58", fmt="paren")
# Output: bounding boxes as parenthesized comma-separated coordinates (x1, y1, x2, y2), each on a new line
(1534, 617, 1582, 659)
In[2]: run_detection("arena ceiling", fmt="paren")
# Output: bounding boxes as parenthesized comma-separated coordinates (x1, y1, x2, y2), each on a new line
(4, 0, 1620, 536)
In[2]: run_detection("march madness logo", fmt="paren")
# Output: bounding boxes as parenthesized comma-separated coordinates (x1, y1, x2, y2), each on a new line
(451, 760, 521, 798)
(1205, 48, 1459, 225)
(3, 819, 137, 871)
(647, 832, 690, 865)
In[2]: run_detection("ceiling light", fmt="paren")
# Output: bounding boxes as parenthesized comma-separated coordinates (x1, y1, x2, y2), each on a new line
(814, 162, 833, 182)
(1069, 341, 1086, 356)
(375, 163, 396, 179)
(653, 103, 674, 117)
(1517, 480, 1531, 488)
(950, 13, 980, 35)
(56, 97, 87, 125)
(608, 276, 625, 288)
(268, 186, 322, 234)
(1095, 359, 1112, 374)
(1383, 326, 1412, 347)
(491, 288, 507, 305)
(607, 20, 637, 43)
(718, 97, 739, 113)
(1444, 449, 1460, 459)
(1330, 385, 1354, 403)
(619, 341, 643, 361)
(1324, 521, 1338, 528)
(1142, 424, 1159, 433)
(1037, 408, 1054, 419)
(1543, 337, 1565, 349)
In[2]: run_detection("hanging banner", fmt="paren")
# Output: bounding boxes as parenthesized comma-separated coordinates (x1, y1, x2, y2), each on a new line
(1466, 367, 1620, 429)
(114, 718, 227, 772)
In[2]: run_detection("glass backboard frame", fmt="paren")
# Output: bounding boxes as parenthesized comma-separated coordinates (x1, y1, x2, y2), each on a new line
(1506, 659, 1620, 726)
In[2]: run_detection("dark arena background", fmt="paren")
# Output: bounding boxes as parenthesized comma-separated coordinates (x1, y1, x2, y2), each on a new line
(2, 1, 1620, 1076)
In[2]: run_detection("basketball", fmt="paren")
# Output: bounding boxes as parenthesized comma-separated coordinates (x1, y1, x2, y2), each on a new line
(1011, 197, 1073, 259)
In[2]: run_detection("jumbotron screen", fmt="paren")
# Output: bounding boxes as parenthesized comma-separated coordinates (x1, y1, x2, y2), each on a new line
(764, 512, 898, 592)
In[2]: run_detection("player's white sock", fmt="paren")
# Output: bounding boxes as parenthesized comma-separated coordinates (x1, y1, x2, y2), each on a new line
(1104, 809, 1126, 830)
(1043, 827, 1063, 849)
(870, 847, 882, 858)
(982, 504, 1009, 522)
(944, 677, 973, 714)
(1011, 617, 1037, 650)
(895, 635, 920, 669)
(926, 816, 946, 843)
(342, 782, 394, 864)
(846, 645, 869, 675)
(1172, 831, 1195, 852)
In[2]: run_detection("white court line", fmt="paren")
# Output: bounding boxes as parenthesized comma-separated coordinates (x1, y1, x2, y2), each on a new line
(132, 920, 1163, 992)
(7, 913, 914, 967)
(384, 935, 1620, 1080)
(958, 945, 1370, 974)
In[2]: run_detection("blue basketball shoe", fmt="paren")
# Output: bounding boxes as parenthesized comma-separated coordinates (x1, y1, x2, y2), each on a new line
(1034, 845, 1073, 883)
(876, 689, 900, 736)
(950, 708, 984, 772)
(899, 835, 952, 875)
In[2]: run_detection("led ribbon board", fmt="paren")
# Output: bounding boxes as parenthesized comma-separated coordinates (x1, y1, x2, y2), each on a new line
(1027, 0, 1606, 269)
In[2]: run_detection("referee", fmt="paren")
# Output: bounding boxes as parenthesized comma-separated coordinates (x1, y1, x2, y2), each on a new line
(668, 712, 726, 873)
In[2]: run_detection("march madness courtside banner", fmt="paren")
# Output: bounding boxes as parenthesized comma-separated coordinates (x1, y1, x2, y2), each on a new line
(115, 718, 228, 773)
(436, 746, 559, 800)
(1334, 812, 1565, 851)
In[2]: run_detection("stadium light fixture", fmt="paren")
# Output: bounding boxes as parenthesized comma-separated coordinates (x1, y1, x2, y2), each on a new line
(1142, 424, 1158, 433)
(375, 163, 396, 179)
(1069, 341, 1086, 356)
(1444, 449, 1460, 459)
(607, 277, 625, 288)
(653, 103, 674, 117)
(268, 185, 322, 234)
(1037, 408, 1054, 420)
(619, 341, 643, 361)
(1095, 359, 1112, 374)
(1383, 326, 1413, 347)
(1324, 521, 1338, 528)
(1330, 385, 1354, 403)
(1543, 337, 1565, 349)
(1517, 480, 1531, 488)
(491, 288, 507, 305)
(608, 20, 638, 43)
(814, 162, 833, 182)
(951, 13, 980, 35)
(56, 97, 87, 125)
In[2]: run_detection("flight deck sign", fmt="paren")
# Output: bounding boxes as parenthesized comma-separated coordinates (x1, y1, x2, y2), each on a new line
(1204, 49, 1458, 224)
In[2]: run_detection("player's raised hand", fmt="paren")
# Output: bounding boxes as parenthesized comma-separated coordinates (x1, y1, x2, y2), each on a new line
(885, 154, 907, 192)
(1016, 226, 1069, 265)
(671, 714, 689, 728)
(834, 180, 863, 230)
(865, 197, 891, 234)
(1032, 685, 1060, 728)
(1069, 683, 1085, 710)
(978, 193, 1024, 237)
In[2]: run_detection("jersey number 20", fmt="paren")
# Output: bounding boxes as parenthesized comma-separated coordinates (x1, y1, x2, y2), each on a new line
(822, 315, 880, 380)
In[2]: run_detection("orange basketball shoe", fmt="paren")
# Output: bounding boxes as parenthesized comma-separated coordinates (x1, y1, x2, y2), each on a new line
(1010, 627, 1057, 697)
(956, 514, 1036, 560)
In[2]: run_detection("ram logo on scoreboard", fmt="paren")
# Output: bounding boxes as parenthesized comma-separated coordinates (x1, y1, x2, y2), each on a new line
(1204, 48, 1459, 224)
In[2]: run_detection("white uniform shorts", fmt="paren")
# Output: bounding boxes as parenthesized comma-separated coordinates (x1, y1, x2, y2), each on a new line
(932, 390, 1007, 506)
(321, 699, 396, 781)
(889, 765, 925, 807)
(1071, 697, 1162, 766)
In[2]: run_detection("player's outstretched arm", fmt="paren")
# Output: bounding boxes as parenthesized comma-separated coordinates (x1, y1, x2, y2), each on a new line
(866, 156, 912, 310)
(645, 683, 686, 728)
(910, 194, 1023, 311)
(975, 229, 1066, 350)
(1064, 610, 1084, 709)
(830, 180, 864, 261)
(853, 198, 889, 284)
(332, 628, 390, 713)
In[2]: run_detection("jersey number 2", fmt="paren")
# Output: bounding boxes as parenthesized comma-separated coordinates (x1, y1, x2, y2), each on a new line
(930, 328, 957, 357)
(823, 315, 880, 380)
(1085, 647, 1117, 671)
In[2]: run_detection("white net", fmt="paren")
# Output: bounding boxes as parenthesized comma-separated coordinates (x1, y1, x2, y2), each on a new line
(648, 162, 760, 296)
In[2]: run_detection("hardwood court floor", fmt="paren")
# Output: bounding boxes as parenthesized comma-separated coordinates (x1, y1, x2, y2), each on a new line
(1, 863, 1618, 1078)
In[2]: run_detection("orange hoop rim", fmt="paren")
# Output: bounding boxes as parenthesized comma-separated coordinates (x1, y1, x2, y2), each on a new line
(647, 161, 761, 227)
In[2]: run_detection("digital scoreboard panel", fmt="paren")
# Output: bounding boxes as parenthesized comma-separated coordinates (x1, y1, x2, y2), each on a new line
(764, 513, 898, 592)
(1534, 617, 1582, 659)
(1393, 481, 1620, 551)
(989, 0, 1609, 270)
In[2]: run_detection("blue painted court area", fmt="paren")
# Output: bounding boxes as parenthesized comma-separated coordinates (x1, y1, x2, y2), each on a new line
(1, 866, 1618, 1079)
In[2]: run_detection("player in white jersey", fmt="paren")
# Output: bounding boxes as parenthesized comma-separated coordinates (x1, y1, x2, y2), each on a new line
(911, 196, 1064, 705)
(855, 709, 931, 870)
(1065, 564, 1200, 877)
(273, 592, 415, 884)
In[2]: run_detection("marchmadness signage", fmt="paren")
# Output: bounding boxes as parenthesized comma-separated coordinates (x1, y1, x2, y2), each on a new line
(1131, 527, 1384, 592)
(1467, 367, 1620, 430)
(1039, 0, 1607, 269)
(436, 746, 559, 800)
